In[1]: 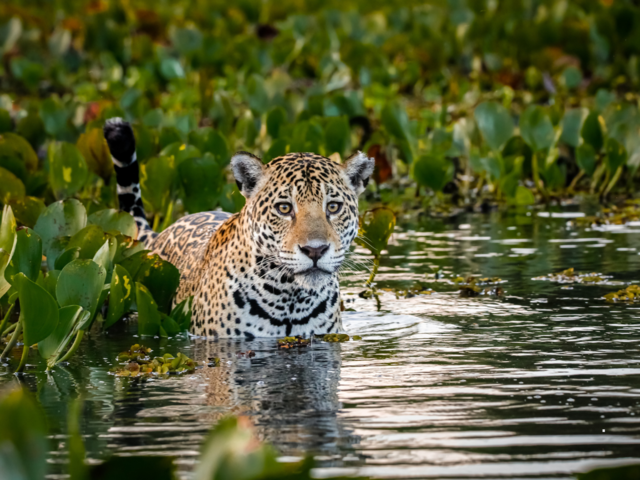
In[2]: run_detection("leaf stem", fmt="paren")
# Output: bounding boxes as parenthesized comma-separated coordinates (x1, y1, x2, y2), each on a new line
(2, 322, 17, 337)
(603, 166, 623, 199)
(0, 302, 16, 336)
(15, 341, 30, 373)
(1, 318, 22, 359)
(366, 256, 380, 287)
(57, 330, 85, 364)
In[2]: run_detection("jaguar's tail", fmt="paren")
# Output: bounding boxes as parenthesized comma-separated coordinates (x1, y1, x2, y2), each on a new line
(103, 118, 155, 243)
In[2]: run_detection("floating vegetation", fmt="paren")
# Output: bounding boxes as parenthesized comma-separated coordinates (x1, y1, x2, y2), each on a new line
(459, 285, 505, 297)
(208, 357, 221, 367)
(451, 276, 505, 286)
(572, 203, 640, 227)
(352, 335, 363, 341)
(111, 345, 197, 377)
(317, 334, 351, 343)
(277, 336, 311, 349)
(237, 350, 255, 358)
(533, 268, 610, 284)
(380, 286, 434, 299)
(603, 285, 640, 302)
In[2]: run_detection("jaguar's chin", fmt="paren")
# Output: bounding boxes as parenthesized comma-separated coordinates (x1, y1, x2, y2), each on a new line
(294, 267, 334, 288)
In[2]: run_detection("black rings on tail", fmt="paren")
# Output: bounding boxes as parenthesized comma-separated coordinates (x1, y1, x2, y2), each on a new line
(103, 118, 154, 242)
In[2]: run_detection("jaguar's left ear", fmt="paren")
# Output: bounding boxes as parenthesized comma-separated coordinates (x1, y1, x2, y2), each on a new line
(342, 151, 374, 195)
(231, 151, 265, 199)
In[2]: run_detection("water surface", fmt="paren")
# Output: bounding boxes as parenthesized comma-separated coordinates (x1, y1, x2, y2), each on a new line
(2, 208, 640, 479)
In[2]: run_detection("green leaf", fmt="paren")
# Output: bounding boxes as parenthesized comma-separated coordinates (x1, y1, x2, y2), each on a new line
(0, 388, 48, 480)
(520, 105, 555, 152)
(88, 209, 137, 237)
(218, 183, 246, 213)
(38, 270, 59, 300)
(178, 154, 225, 213)
(263, 138, 288, 163)
(56, 259, 106, 321)
(140, 156, 176, 215)
(0, 132, 38, 170)
(135, 253, 180, 313)
(235, 114, 258, 148)
(325, 116, 350, 157)
(104, 265, 134, 329)
(413, 154, 454, 191)
(67, 398, 88, 480)
(0, 109, 12, 133)
(188, 128, 229, 165)
(354, 208, 396, 258)
(266, 106, 288, 138)
(160, 58, 184, 80)
(38, 305, 83, 360)
(76, 128, 113, 182)
(34, 199, 87, 256)
(576, 143, 597, 175)
(245, 73, 269, 115)
(14, 273, 59, 345)
(159, 142, 201, 166)
(49, 142, 88, 199)
(5, 228, 42, 284)
(509, 186, 536, 206)
(542, 162, 566, 191)
(382, 101, 412, 143)
(173, 27, 203, 55)
(581, 111, 605, 152)
(474, 101, 514, 151)
(0, 205, 17, 298)
(562, 66, 582, 89)
(577, 463, 640, 480)
(66, 225, 107, 260)
(54, 247, 80, 271)
(0, 166, 25, 203)
(605, 137, 627, 173)
(136, 282, 161, 336)
(160, 313, 181, 337)
(9, 196, 45, 229)
(560, 108, 588, 148)
(92, 238, 116, 277)
(170, 296, 193, 332)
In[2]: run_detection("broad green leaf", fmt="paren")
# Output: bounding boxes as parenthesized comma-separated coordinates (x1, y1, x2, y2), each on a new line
(413, 154, 454, 192)
(245, 73, 269, 115)
(542, 162, 566, 190)
(605, 137, 627, 173)
(562, 66, 582, 89)
(188, 128, 229, 165)
(38, 305, 83, 360)
(325, 116, 350, 156)
(173, 27, 203, 55)
(56, 259, 106, 320)
(135, 253, 180, 313)
(217, 183, 246, 213)
(170, 296, 193, 332)
(576, 143, 597, 175)
(520, 105, 555, 152)
(474, 101, 514, 151)
(9, 196, 45, 229)
(136, 282, 161, 336)
(0, 166, 25, 203)
(159, 142, 201, 166)
(354, 208, 396, 258)
(34, 199, 87, 257)
(14, 273, 59, 345)
(160, 58, 184, 80)
(560, 108, 588, 148)
(0, 205, 17, 298)
(39, 270, 59, 300)
(160, 313, 181, 337)
(235, 114, 258, 148)
(54, 247, 80, 271)
(66, 224, 107, 260)
(5, 228, 42, 284)
(266, 106, 288, 138)
(49, 142, 88, 199)
(581, 111, 605, 152)
(76, 128, 113, 182)
(0, 132, 38, 170)
(105, 264, 134, 329)
(88, 209, 137, 237)
(178, 154, 224, 213)
(92, 238, 117, 277)
(509, 186, 536, 205)
(382, 101, 412, 143)
(141, 155, 176, 214)
(0, 388, 48, 480)
(263, 138, 288, 163)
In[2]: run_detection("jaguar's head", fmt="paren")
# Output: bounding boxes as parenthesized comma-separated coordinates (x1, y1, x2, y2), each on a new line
(231, 151, 374, 288)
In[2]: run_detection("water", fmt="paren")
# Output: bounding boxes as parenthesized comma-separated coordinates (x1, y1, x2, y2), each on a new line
(2, 207, 640, 478)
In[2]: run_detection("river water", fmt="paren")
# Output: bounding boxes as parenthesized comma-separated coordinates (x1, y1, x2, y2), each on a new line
(2, 207, 640, 479)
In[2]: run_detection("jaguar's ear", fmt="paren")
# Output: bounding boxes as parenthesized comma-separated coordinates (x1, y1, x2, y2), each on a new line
(342, 151, 375, 195)
(231, 152, 265, 198)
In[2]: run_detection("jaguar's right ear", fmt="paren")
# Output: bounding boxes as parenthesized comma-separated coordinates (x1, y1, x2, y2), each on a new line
(231, 152, 266, 199)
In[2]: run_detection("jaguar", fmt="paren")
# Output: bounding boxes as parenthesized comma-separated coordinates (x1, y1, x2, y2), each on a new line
(104, 118, 373, 339)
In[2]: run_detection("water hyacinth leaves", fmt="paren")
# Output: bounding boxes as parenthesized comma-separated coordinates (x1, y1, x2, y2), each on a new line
(38, 305, 83, 360)
(0, 167, 25, 203)
(0, 205, 17, 298)
(120, 251, 180, 313)
(413, 154, 454, 192)
(9, 196, 46, 228)
(178, 154, 225, 213)
(170, 296, 193, 332)
(559, 108, 588, 148)
(576, 143, 597, 176)
(5, 228, 42, 284)
(581, 112, 605, 152)
(76, 128, 113, 182)
(56, 259, 106, 322)
(605, 138, 627, 174)
(355, 208, 396, 285)
(136, 282, 162, 336)
(0, 389, 48, 480)
(88, 209, 137, 238)
(520, 106, 555, 152)
(474, 101, 514, 152)
(48, 142, 88, 199)
(34, 199, 86, 257)
(105, 265, 134, 329)
(141, 155, 176, 216)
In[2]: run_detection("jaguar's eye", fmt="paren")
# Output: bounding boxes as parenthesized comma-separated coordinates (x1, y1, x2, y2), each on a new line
(327, 201, 343, 215)
(276, 202, 293, 215)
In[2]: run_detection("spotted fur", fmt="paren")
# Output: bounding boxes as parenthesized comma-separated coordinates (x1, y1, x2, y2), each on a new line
(104, 119, 374, 339)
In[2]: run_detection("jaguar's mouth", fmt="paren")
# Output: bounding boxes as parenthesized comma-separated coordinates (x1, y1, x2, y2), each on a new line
(296, 266, 332, 276)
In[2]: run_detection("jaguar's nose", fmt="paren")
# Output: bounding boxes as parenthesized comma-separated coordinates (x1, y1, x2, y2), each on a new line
(299, 244, 330, 266)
